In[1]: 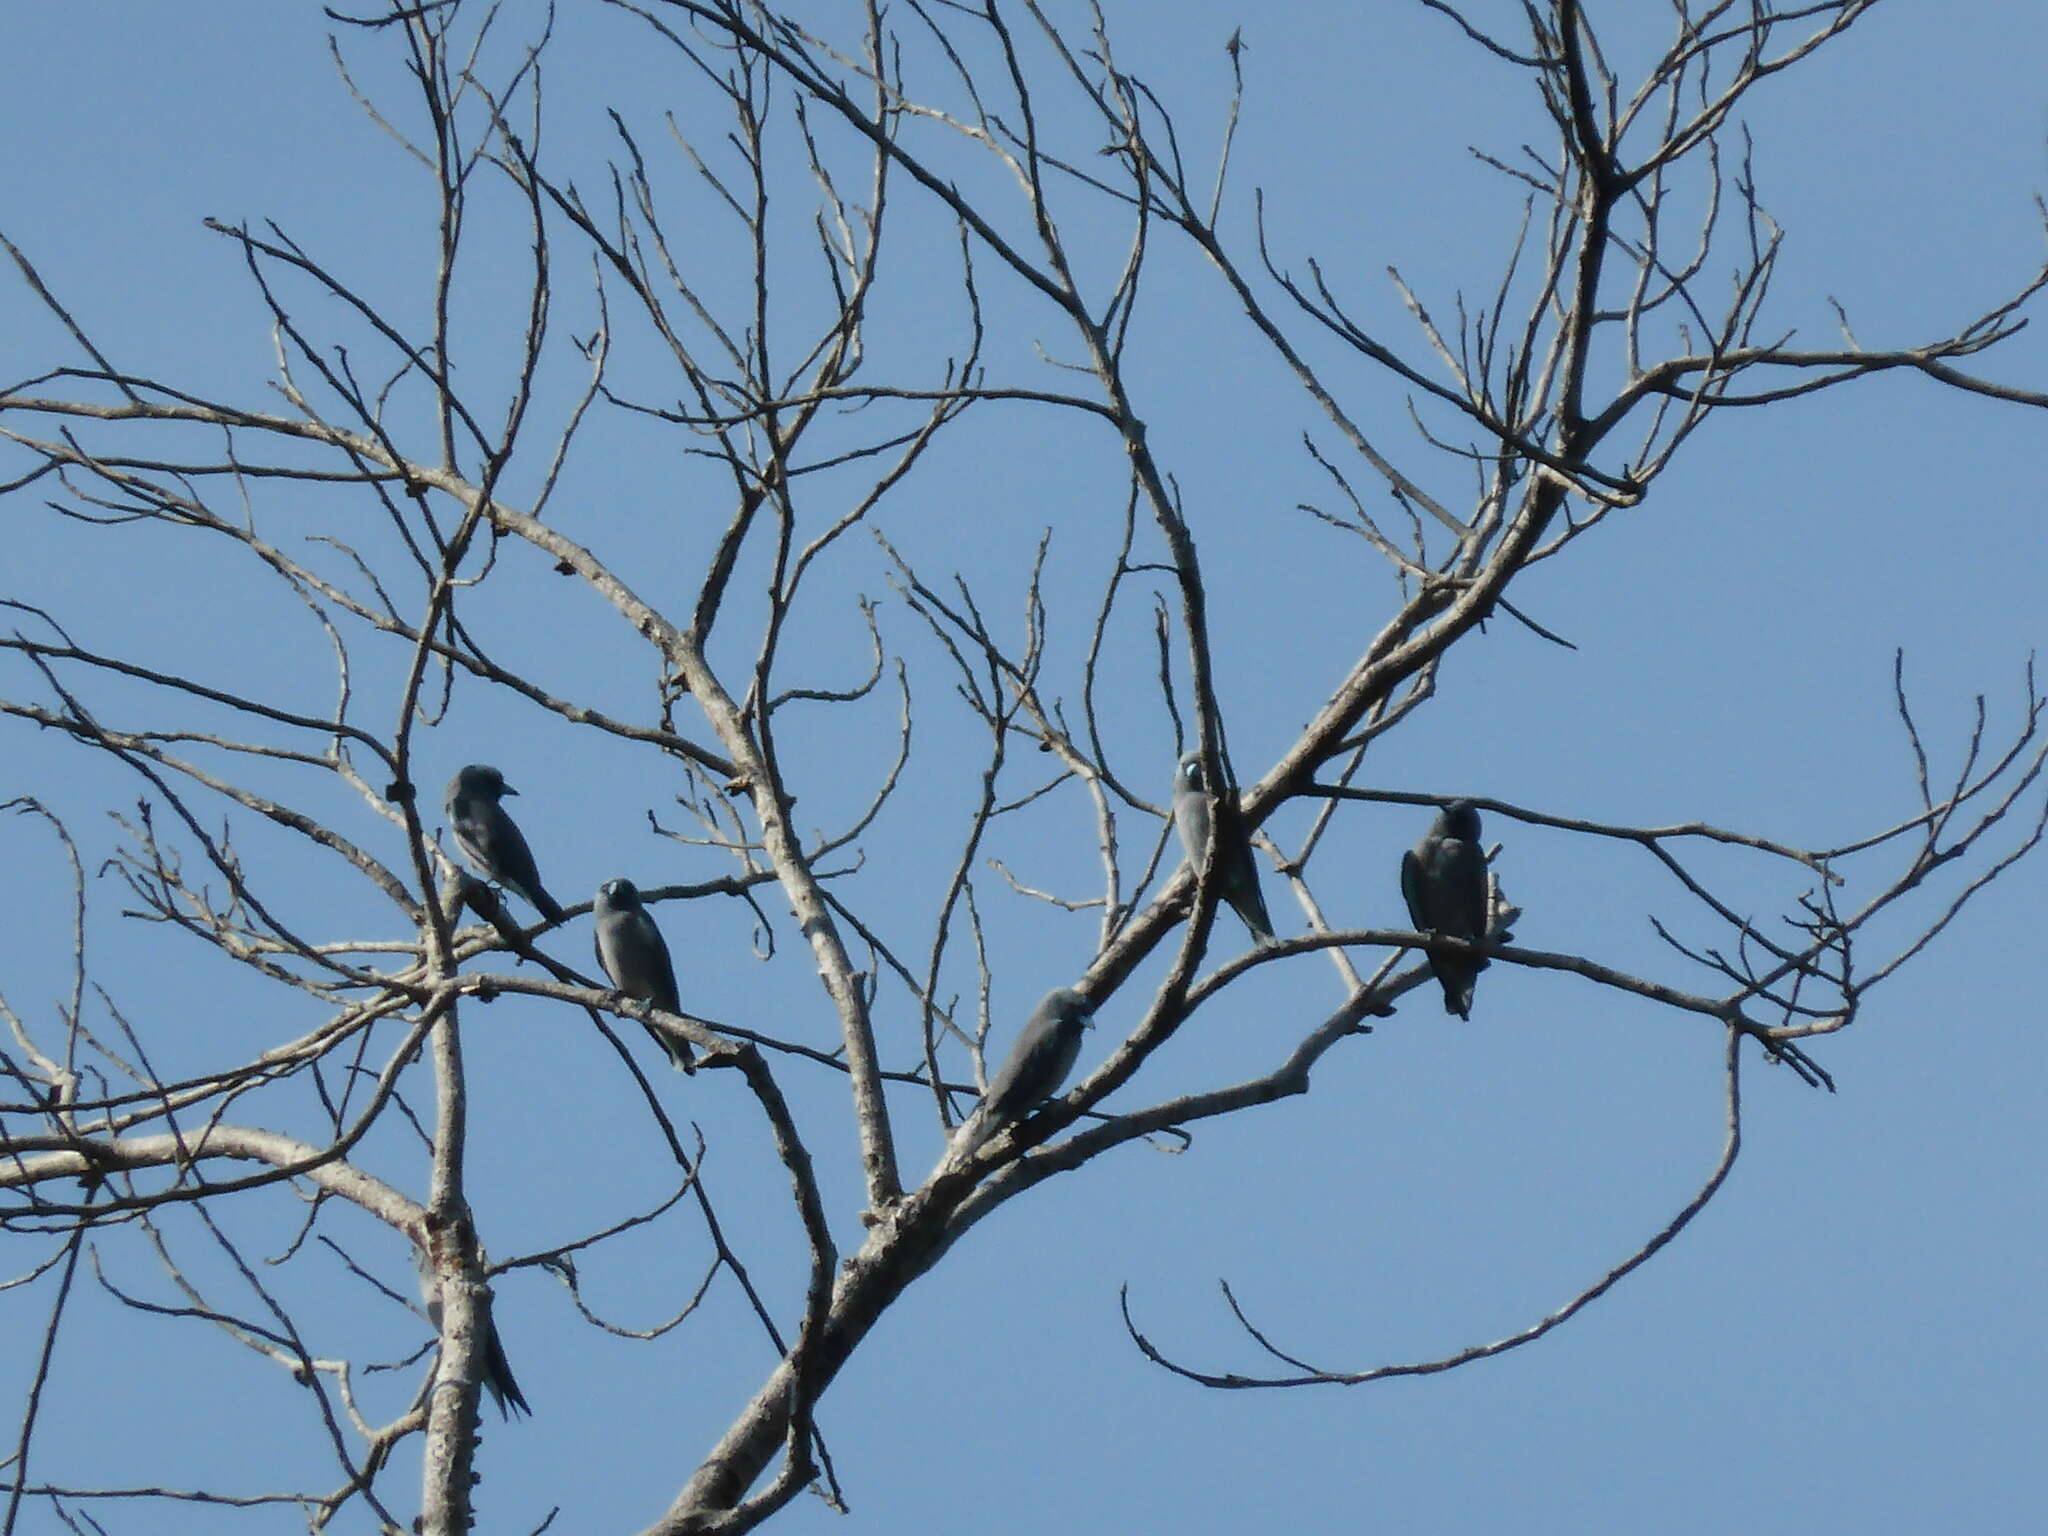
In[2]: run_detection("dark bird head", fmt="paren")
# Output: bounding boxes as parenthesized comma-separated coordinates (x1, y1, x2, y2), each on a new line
(1040, 987, 1097, 1031)
(1440, 799, 1482, 841)
(1175, 751, 1209, 796)
(451, 763, 515, 802)
(596, 877, 642, 913)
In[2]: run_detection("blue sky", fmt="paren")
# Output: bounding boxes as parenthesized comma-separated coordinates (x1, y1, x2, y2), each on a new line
(2, 3, 2044, 1533)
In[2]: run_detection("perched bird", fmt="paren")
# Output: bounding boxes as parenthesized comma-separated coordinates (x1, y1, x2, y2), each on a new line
(1173, 750, 1276, 945)
(417, 1247, 531, 1419)
(444, 764, 564, 923)
(1400, 800, 1491, 1019)
(952, 987, 1097, 1160)
(593, 877, 695, 1074)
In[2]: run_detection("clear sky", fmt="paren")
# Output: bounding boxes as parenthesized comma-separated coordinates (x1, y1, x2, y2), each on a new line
(2, 3, 2044, 1533)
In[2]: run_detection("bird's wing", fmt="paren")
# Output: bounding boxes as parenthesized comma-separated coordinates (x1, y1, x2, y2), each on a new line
(981, 1015, 1052, 1127)
(1041, 1015, 1085, 1100)
(635, 909, 682, 1014)
(1400, 846, 1429, 931)
(481, 805, 545, 901)
(1224, 838, 1275, 941)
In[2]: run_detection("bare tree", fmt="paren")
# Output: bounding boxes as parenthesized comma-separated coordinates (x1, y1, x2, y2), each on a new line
(3, 2, 2044, 1531)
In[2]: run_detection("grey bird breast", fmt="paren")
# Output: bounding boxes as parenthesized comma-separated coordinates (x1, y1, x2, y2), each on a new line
(1174, 753, 1213, 865)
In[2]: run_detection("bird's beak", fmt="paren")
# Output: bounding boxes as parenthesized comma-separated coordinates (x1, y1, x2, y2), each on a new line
(501, 784, 520, 796)
(1080, 1010, 1098, 1030)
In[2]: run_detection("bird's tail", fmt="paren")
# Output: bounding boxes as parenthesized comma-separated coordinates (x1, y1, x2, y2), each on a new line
(940, 1109, 994, 1172)
(1234, 894, 1276, 946)
(482, 1316, 532, 1418)
(1441, 973, 1476, 1020)
(951, 1113, 992, 1160)
(643, 1020, 697, 1075)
